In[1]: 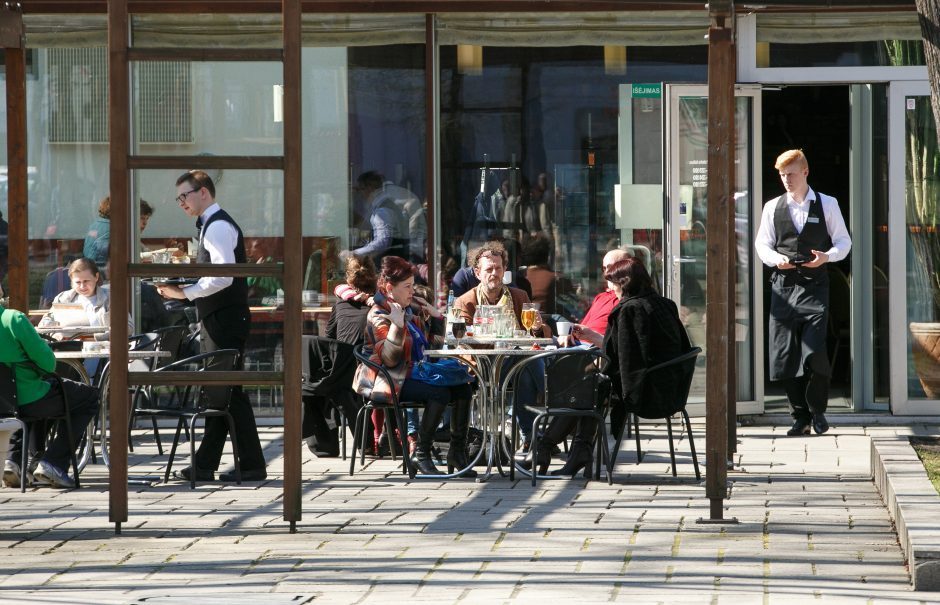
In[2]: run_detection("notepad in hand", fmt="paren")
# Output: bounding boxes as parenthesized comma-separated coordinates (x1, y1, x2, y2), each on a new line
(50, 303, 89, 327)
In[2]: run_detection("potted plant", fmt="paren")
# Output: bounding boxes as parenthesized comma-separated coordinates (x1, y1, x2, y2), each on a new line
(886, 41, 940, 396)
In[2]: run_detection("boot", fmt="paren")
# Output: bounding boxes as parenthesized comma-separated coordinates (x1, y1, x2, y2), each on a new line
(550, 440, 593, 478)
(517, 439, 553, 475)
(412, 403, 444, 476)
(519, 417, 574, 474)
(447, 398, 478, 479)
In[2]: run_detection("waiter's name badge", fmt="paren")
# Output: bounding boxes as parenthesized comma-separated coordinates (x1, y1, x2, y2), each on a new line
(806, 217, 820, 223)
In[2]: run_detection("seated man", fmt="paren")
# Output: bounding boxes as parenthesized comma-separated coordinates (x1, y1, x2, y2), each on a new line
(0, 304, 99, 488)
(454, 240, 551, 453)
(559, 247, 631, 348)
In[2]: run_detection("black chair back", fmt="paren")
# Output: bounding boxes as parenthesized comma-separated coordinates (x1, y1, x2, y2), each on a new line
(628, 347, 701, 420)
(153, 325, 190, 369)
(353, 345, 401, 408)
(544, 349, 605, 410)
(148, 349, 239, 411)
(0, 363, 19, 415)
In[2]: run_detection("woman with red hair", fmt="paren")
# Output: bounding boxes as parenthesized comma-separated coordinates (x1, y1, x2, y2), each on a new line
(354, 256, 476, 477)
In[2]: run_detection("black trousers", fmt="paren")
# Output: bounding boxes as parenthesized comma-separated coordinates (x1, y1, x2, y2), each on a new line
(7, 378, 99, 472)
(768, 271, 830, 421)
(193, 306, 266, 472)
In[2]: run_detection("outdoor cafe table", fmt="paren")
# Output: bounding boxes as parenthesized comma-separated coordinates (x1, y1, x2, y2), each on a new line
(428, 336, 554, 482)
(54, 346, 171, 473)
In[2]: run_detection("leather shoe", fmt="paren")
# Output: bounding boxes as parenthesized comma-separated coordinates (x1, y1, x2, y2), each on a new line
(812, 414, 829, 435)
(786, 419, 811, 437)
(177, 466, 214, 481)
(219, 468, 267, 482)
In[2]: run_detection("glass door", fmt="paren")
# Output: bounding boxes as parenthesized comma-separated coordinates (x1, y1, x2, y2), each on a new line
(664, 84, 762, 416)
(888, 81, 940, 414)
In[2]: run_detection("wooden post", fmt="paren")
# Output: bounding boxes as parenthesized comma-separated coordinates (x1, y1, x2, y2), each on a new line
(425, 14, 437, 301)
(107, 0, 130, 532)
(2, 4, 26, 312)
(281, 0, 303, 531)
(703, 0, 735, 522)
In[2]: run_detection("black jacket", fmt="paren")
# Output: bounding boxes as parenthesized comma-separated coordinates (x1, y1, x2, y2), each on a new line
(602, 290, 691, 418)
(326, 299, 369, 346)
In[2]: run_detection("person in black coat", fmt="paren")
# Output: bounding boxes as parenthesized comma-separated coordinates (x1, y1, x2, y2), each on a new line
(302, 255, 377, 456)
(602, 257, 691, 430)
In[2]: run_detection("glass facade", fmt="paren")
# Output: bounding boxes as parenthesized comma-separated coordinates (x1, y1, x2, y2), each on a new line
(0, 9, 925, 414)
(438, 44, 705, 322)
(904, 94, 940, 400)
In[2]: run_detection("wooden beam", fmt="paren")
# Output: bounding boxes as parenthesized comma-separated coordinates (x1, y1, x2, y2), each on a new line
(107, 0, 131, 532)
(4, 5, 27, 312)
(128, 371, 284, 385)
(425, 14, 437, 306)
(704, 2, 735, 521)
(128, 47, 282, 62)
(127, 263, 283, 278)
(21, 0, 724, 14)
(281, 0, 303, 531)
(128, 155, 284, 170)
(0, 5, 24, 48)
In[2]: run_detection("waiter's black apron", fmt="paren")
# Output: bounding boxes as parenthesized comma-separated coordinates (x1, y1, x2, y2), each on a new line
(768, 194, 832, 382)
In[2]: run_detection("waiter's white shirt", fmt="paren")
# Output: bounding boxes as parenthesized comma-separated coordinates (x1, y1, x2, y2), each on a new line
(754, 187, 852, 267)
(183, 202, 238, 300)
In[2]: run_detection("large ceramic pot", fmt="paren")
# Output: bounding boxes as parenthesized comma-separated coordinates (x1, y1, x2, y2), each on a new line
(910, 322, 940, 398)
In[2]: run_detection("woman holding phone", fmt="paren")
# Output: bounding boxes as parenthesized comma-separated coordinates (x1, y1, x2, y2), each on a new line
(354, 256, 477, 477)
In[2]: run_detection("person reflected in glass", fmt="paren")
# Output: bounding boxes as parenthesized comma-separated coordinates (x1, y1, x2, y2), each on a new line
(348, 171, 411, 265)
(354, 256, 477, 477)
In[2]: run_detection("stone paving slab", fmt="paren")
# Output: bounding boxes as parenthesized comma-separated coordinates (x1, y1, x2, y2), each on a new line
(0, 425, 939, 603)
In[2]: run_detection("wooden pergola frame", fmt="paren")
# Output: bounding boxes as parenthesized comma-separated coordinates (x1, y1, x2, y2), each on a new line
(2, 0, 904, 532)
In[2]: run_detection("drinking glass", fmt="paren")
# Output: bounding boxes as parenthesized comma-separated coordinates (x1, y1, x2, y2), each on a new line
(521, 302, 539, 335)
(452, 319, 467, 348)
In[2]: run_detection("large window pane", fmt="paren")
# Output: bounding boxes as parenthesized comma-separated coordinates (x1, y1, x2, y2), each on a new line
(905, 95, 940, 400)
(439, 44, 705, 320)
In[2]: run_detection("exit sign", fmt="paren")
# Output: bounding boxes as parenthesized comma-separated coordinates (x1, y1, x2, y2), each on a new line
(632, 83, 661, 98)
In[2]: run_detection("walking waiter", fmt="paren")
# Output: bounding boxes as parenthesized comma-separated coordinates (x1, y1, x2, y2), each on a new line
(755, 149, 852, 436)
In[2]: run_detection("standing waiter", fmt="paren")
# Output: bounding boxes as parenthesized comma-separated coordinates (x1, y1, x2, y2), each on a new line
(755, 150, 851, 436)
(158, 170, 267, 481)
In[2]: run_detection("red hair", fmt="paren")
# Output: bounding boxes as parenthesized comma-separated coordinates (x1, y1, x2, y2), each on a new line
(378, 256, 416, 290)
(605, 257, 652, 297)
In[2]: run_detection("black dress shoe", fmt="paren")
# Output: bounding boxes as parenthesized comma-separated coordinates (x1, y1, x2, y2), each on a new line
(786, 419, 811, 437)
(220, 468, 267, 482)
(812, 413, 829, 435)
(177, 466, 214, 481)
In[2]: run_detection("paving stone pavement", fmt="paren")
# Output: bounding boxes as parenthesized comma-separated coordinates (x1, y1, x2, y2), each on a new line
(2, 423, 940, 604)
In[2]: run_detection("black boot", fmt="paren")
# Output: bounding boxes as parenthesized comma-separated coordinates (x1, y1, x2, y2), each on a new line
(550, 440, 593, 478)
(412, 402, 444, 476)
(517, 439, 553, 475)
(447, 398, 478, 478)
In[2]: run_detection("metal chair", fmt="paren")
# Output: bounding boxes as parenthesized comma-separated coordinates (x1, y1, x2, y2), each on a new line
(132, 349, 242, 489)
(128, 325, 192, 454)
(0, 361, 81, 490)
(608, 347, 702, 480)
(350, 345, 413, 477)
(504, 347, 612, 486)
(302, 336, 359, 460)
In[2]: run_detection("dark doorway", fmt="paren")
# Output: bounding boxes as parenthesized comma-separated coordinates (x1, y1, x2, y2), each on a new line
(761, 85, 853, 413)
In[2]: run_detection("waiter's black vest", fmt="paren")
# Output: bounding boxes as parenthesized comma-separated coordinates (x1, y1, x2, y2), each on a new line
(772, 193, 832, 278)
(195, 208, 248, 319)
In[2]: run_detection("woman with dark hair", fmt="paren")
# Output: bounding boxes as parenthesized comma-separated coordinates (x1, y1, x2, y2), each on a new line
(354, 256, 476, 477)
(526, 257, 689, 477)
(328, 254, 378, 345)
(602, 256, 691, 439)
